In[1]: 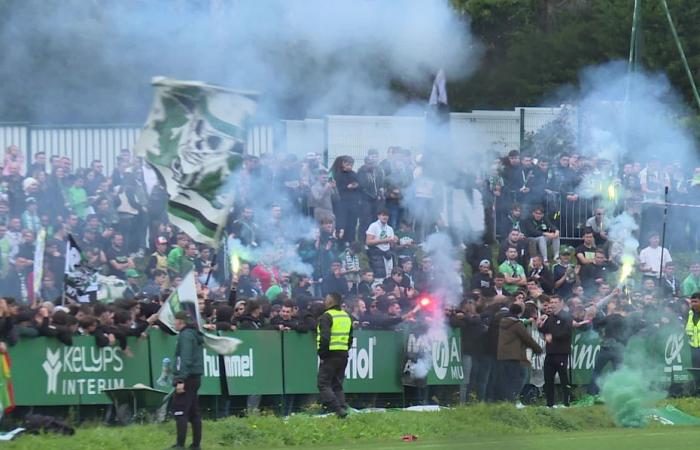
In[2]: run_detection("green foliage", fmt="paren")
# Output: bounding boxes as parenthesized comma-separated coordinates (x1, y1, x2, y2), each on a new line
(446, 0, 700, 116)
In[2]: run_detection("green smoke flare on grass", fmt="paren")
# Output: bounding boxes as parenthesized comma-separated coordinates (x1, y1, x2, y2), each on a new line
(600, 336, 666, 428)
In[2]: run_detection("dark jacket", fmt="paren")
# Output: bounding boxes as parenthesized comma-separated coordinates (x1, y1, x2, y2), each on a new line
(237, 315, 263, 330)
(592, 313, 630, 348)
(528, 265, 554, 294)
(269, 316, 307, 332)
(450, 314, 486, 355)
(485, 308, 509, 356)
(364, 311, 402, 331)
(174, 325, 204, 381)
(579, 262, 618, 290)
(497, 316, 542, 363)
(522, 217, 557, 237)
(538, 311, 572, 354)
(317, 306, 353, 358)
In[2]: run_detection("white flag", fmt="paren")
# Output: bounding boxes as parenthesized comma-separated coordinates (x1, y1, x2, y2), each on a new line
(157, 271, 241, 355)
(428, 69, 448, 107)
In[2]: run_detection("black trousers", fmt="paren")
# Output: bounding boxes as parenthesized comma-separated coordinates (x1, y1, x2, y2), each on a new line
(317, 354, 348, 413)
(172, 375, 202, 447)
(543, 354, 570, 407)
(691, 347, 700, 393)
(588, 345, 623, 395)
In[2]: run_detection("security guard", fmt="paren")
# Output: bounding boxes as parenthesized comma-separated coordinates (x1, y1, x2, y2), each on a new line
(317, 292, 353, 418)
(686, 293, 700, 391)
(169, 310, 204, 450)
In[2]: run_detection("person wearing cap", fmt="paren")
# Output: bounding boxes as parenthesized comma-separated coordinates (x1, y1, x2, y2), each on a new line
(122, 269, 142, 300)
(471, 259, 494, 295)
(147, 236, 171, 287)
(169, 310, 204, 450)
(552, 247, 576, 298)
(317, 292, 353, 418)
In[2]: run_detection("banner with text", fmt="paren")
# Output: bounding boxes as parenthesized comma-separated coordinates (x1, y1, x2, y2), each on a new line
(10, 336, 150, 406)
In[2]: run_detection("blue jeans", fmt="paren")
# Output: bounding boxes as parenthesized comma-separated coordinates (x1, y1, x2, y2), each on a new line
(498, 360, 527, 402)
(470, 354, 493, 402)
(459, 354, 473, 404)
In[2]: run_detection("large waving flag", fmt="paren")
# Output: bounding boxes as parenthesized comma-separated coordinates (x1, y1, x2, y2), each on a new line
(157, 271, 241, 355)
(63, 235, 98, 304)
(135, 77, 258, 245)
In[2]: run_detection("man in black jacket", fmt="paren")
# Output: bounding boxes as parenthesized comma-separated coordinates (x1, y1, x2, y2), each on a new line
(588, 309, 630, 395)
(450, 300, 486, 404)
(170, 310, 204, 450)
(317, 292, 353, 418)
(522, 205, 560, 264)
(579, 250, 618, 292)
(537, 295, 573, 407)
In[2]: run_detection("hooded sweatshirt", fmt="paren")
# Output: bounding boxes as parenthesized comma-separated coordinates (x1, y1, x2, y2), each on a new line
(497, 315, 543, 365)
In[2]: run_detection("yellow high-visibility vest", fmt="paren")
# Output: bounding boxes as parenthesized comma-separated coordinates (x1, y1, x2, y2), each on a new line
(686, 311, 700, 348)
(317, 309, 352, 351)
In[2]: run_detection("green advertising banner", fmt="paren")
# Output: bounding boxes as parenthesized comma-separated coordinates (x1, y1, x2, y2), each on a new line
(404, 327, 463, 385)
(6, 325, 695, 406)
(9, 336, 150, 406)
(570, 326, 692, 385)
(219, 331, 284, 395)
(282, 330, 404, 394)
(147, 330, 221, 395)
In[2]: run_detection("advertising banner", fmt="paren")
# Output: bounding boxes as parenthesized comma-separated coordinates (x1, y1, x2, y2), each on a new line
(282, 331, 403, 394)
(219, 331, 284, 395)
(404, 327, 463, 385)
(10, 336, 150, 406)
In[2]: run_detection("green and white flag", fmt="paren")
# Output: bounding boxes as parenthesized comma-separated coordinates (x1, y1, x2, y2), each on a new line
(32, 228, 46, 302)
(135, 77, 257, 245)
(157, 271, 241, 355)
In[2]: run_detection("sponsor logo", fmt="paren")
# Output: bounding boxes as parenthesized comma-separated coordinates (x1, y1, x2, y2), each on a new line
(204, 348, 254, 378)
(41, 346, 125, 396)
(346, 337, 376, 380)
(406, 333, 461, 380)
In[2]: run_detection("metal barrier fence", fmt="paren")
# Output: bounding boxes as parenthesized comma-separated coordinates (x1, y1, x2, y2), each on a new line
(1, 108, 565, 173)
(281, 107, 567, 164)
(0, 123, 275, 175)
(497, 190, 597, 241)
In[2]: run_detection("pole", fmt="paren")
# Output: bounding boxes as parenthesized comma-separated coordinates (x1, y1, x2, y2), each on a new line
(658, 186, 669, 282)
(660, 0, 700, 111)
(627, 0, 642, 74)
(519, 108, 525, 150)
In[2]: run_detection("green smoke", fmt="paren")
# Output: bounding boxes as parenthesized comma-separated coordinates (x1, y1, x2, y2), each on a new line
(600, 335, 666, 428)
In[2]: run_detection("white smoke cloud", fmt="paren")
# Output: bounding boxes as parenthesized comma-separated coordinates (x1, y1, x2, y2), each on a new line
(0, 0, 480, 122)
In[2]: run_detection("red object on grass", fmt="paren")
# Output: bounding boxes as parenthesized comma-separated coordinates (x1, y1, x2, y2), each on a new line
(401, 434, 418, 441)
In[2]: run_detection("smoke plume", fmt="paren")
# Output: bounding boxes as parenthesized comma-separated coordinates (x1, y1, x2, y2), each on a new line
(0, 0, 480, 123)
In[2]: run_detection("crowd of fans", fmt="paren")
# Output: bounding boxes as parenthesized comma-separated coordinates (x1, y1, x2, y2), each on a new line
(0, 141, 699, 406)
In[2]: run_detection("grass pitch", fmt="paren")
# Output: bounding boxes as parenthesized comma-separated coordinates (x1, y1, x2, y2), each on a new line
(3, 399, 700, 450)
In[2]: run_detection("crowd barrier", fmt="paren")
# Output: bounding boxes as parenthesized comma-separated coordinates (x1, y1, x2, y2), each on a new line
(6, 326, 692, 406)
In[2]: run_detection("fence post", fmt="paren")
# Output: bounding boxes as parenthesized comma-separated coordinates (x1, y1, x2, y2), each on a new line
(519, 108, 525, 149)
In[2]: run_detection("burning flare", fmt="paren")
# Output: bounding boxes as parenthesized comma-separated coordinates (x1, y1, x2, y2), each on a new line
(618, 254, 635, 285)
